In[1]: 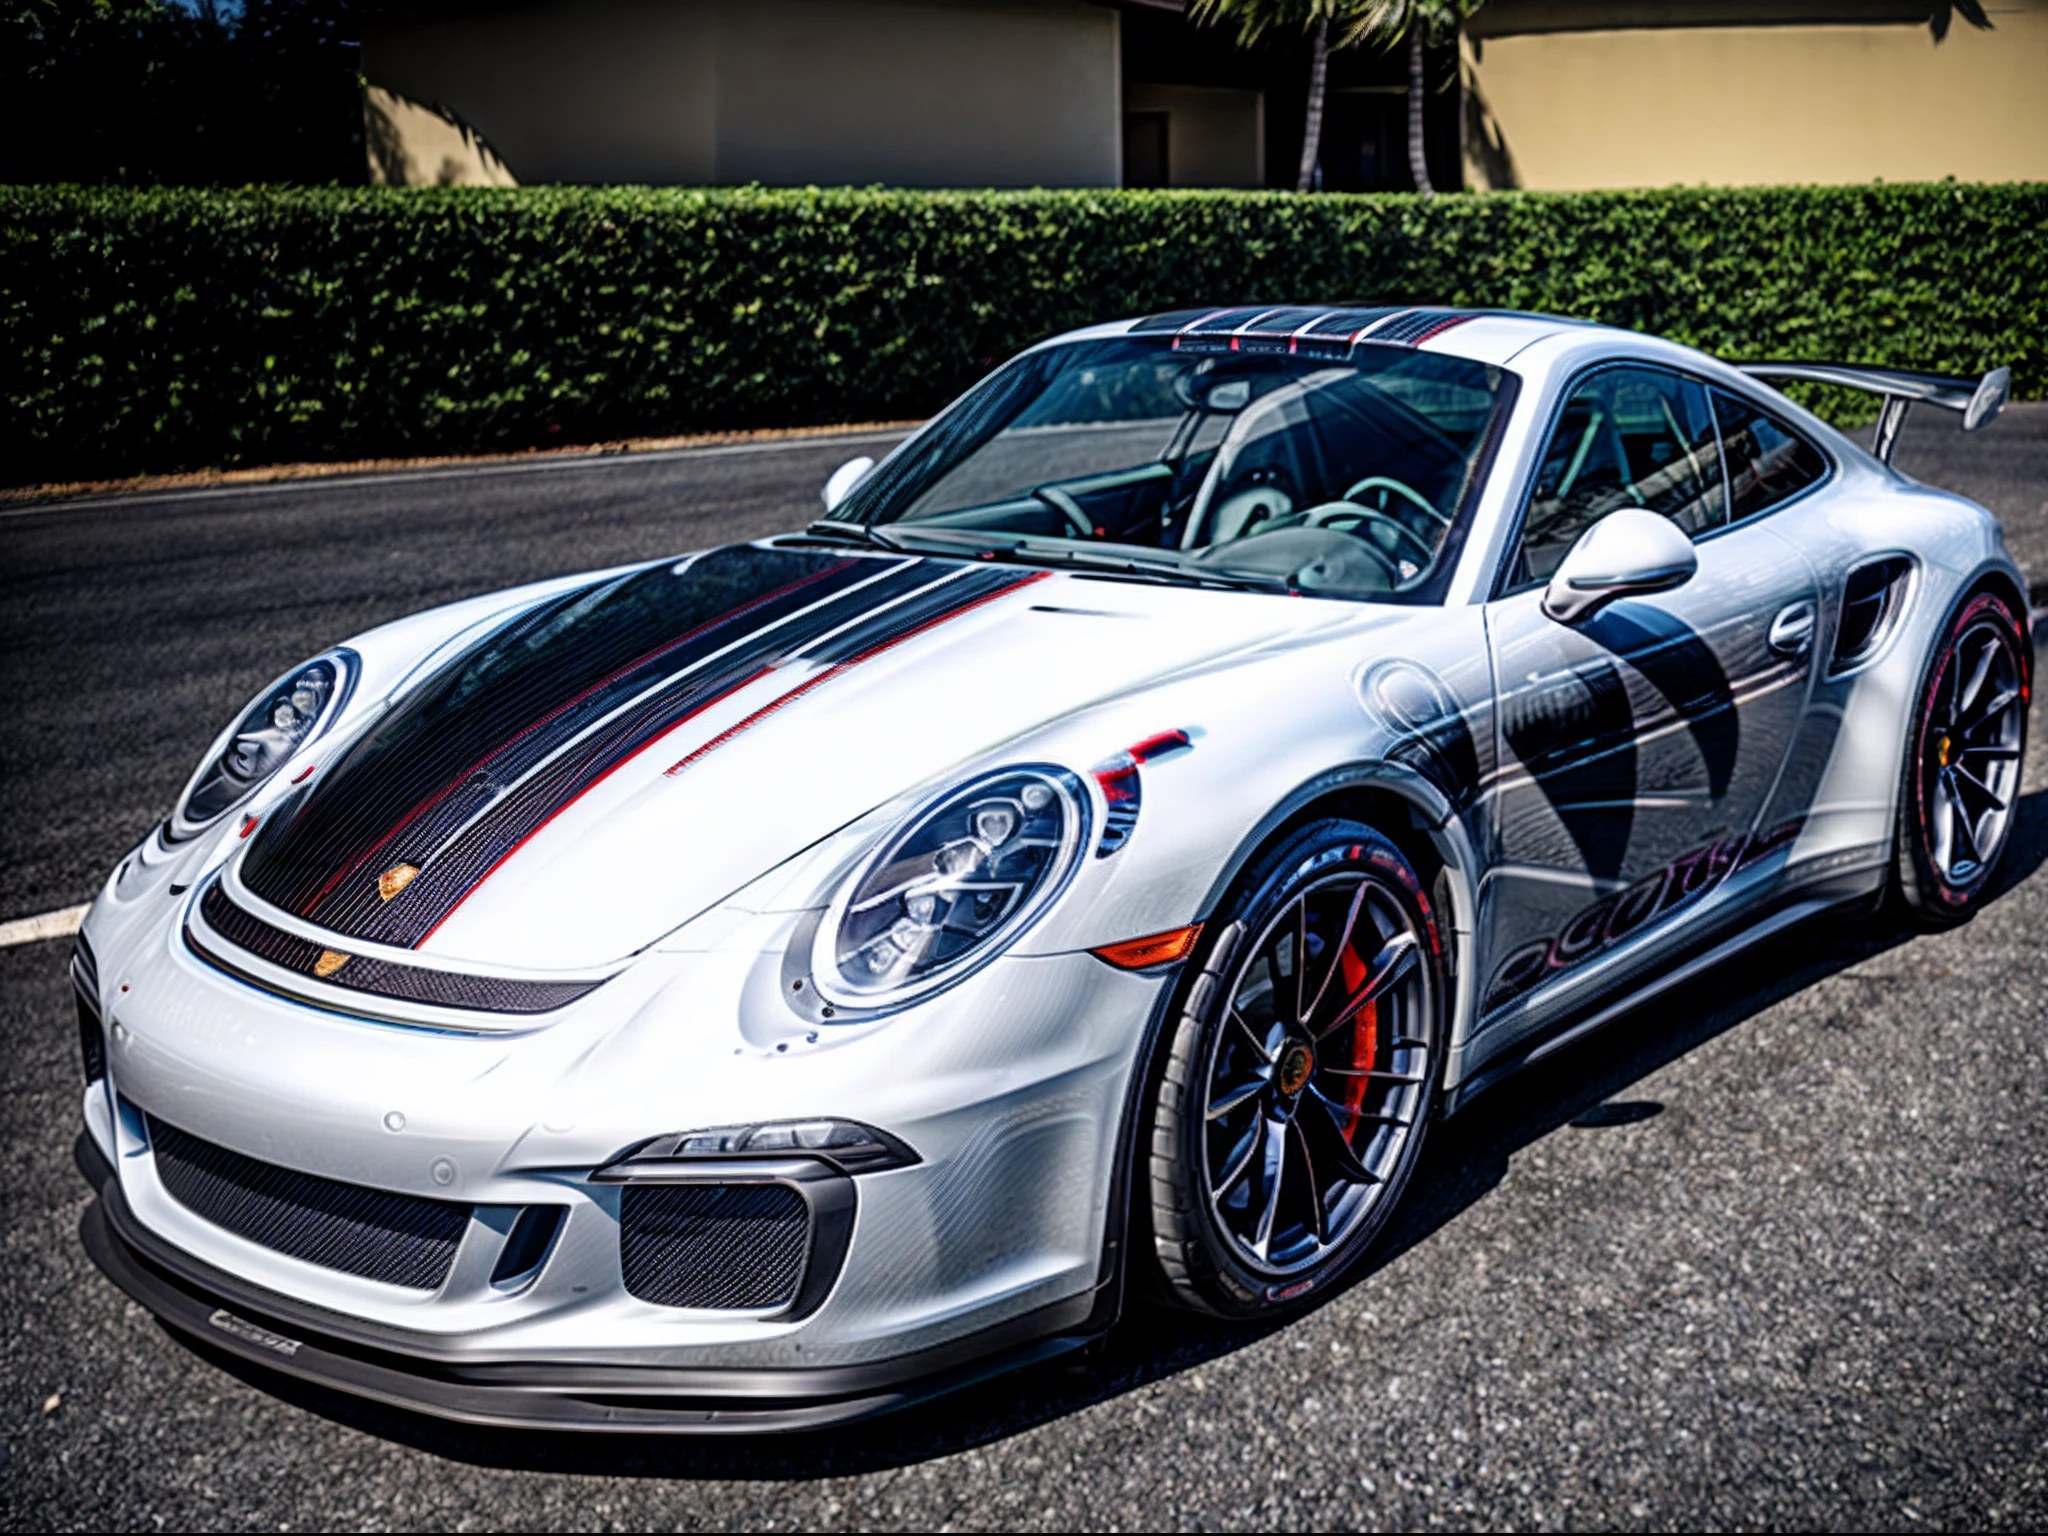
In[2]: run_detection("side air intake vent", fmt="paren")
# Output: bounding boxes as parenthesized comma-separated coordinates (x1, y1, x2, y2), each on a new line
(1832, 556, 1913, 673)
(72, 932, 105, 1084)
(620, 1184, 809, 1311)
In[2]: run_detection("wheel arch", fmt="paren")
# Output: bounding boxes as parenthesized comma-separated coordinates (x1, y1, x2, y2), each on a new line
(1190, 761, 1483, 1062)
(1961, 563, 2035, 675)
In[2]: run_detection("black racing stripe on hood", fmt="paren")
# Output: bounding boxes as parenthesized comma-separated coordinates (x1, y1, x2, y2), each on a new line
(242, 546, 916, 925)
(393, 564, 1050, 950)
(299, 559, 958, 948)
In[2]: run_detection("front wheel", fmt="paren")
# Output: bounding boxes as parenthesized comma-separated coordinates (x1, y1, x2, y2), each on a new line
(1892, 590, 2030, 924)
(1146, 820, 1447, 1317)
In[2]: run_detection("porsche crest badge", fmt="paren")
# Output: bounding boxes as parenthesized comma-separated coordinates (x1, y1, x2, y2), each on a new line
(377, 863, 420, 903)
(314, 949, 350, 978)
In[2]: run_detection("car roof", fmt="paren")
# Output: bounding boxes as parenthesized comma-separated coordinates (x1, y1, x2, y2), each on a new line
(1075, 305, 1602, 364)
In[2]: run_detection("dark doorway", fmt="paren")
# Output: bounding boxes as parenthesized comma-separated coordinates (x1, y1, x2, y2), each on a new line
(1123, 111, 1170, 187)
(1318, 90, 1406, 191)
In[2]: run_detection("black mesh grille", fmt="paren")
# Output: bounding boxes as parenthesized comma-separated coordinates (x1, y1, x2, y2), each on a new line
(192, 882, 605, 1015)
(72, 933, 105, 1083)
(620, 1184, 809, 1310)
(147, 1112, 470, 1291)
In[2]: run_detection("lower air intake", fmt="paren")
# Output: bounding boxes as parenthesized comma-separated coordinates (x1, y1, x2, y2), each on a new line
(146, 1112, 470, 1291)
(620, 1184, 809, 1310)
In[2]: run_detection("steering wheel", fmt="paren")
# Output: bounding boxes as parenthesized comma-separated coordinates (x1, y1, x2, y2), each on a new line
(1343, 475, 1449, 527)
(1304, 502, 1437, 570)
(1033, 485, 1097, 539)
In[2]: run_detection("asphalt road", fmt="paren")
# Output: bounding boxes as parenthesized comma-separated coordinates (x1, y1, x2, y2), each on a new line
(2, 409, 2044, 1530)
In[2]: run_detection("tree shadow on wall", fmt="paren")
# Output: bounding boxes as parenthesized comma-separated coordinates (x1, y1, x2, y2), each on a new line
(363, 85, 516, 188)
(180, 785, 2048, 1478)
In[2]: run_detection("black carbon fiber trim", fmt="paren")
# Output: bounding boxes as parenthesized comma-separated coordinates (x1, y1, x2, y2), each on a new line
(1368, 308, 1476, 345)
(1126, 306, 1225, 333)
(1296, 307, 1405, 339)
(192, 882, 604, 1015)
(620, 1184, 809, 1311)
(72, 932, 105, 1083)
(72, 927, 99, 995)
(1130, 305, 1404, 340)
(146, 1112, 471, 1291)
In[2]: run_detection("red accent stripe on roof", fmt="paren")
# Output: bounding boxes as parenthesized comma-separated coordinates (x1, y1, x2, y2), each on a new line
(1410, 313, 1477, 346)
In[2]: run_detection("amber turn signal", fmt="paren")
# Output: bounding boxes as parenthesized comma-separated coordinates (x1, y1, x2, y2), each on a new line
(1090, 923, 1203, 970)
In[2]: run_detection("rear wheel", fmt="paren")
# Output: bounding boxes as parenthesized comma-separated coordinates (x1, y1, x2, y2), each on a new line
(1892, 591, 2030, 924)
(1147, 821, 1446, 1317)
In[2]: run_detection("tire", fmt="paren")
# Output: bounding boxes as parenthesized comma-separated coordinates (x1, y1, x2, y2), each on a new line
(1147, 819, 1448, 1318)
(1891, 590, 2030, 925)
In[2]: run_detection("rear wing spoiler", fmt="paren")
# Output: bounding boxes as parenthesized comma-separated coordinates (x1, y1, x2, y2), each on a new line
(1737, 361, 2011, 465)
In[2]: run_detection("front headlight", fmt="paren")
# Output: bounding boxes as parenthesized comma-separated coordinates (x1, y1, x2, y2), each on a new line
(167, 651, 355, 840)
(811, 765, 1089, 1008)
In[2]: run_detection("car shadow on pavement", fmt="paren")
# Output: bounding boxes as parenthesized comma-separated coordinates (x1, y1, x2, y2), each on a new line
(178, 787, 2048, 1478)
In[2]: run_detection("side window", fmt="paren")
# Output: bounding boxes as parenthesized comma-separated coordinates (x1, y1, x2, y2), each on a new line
(1513, 367, 1725, 585)
(1711, 388, 1829, 522)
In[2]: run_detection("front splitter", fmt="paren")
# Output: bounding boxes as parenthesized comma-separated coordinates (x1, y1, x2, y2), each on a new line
(75, 1134, 1109, 1435)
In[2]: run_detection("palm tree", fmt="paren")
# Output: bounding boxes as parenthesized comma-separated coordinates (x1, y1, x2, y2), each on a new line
(1346, 1, 1488, 197)
(1189, 0, 1356, 193)
(1925, 1, 1992, 39)
(1192, 0, 1485, 195)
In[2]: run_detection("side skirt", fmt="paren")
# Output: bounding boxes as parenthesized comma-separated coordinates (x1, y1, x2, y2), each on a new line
(1443, 895, 1843, 1113)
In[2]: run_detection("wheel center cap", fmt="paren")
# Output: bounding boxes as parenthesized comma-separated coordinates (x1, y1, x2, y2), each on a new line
(1277, 1041, 1315, 1097)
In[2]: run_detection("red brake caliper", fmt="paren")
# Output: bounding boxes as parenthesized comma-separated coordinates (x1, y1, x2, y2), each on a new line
(1337, 941, 1378, 1137)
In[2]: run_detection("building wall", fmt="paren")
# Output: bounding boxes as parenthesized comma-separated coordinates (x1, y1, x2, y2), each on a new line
(1123, 83, 1265, 188)
(362, 0, 1122, 188)
(1463, 0, 2048, 190)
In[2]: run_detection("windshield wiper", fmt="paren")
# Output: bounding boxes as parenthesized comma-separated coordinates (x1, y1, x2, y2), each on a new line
(800, 520, 909, 552)
(803, 522, 1292, 595)
(1007, 542, 1295, 595)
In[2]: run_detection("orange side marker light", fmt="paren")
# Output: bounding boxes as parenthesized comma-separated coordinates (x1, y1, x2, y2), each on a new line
(1091, 923, 1203, 971)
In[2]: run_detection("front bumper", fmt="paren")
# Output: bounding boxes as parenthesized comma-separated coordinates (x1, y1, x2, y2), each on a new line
(78, 1133, 1109, 1433)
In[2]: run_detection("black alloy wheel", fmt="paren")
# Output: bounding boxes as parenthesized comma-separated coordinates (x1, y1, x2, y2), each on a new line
(1148, 820, 1447, 1317)
(1894, 590, 2030, 923)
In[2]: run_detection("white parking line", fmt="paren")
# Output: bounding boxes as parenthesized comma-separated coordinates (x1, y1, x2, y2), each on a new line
(0, 904, 88, 948)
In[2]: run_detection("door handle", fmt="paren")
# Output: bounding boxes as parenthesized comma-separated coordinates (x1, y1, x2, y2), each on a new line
(1768, 600, 1817, 657)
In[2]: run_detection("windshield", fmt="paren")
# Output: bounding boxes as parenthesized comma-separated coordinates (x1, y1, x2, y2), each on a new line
(833, 336, 1515, 602)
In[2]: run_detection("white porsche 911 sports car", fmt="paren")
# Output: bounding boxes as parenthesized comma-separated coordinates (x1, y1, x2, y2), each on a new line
(75, 305, 2027, 1432)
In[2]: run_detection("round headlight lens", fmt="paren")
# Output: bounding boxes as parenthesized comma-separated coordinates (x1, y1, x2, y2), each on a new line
(170, 653, 352, 838)
(814, 766, 1088, 1007)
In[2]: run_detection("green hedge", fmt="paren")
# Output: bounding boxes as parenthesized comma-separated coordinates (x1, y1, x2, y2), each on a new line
(4, 182, 2044, 485)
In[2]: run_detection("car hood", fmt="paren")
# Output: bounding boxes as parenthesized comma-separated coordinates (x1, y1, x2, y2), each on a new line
(238, 542, 1360, 971)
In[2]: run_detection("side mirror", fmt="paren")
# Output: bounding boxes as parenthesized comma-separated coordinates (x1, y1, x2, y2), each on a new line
(821, 455, 876, 514)
(1541, 509, 1697, 624)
